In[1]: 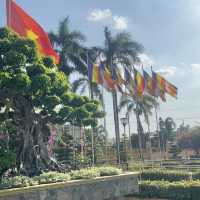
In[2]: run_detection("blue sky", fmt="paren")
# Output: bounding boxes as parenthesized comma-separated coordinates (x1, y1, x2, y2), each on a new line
(1, 0, 200, 137)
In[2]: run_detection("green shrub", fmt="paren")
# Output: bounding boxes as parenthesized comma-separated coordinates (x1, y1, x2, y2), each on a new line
(34, 172, 71, 184)
(0, 167, 123, 189)
(98, 167, 122, 176)
(141, 169, 190, 182)
(1, 176, 36, 188)
(0, 150, 16, 179)
(139, 180, 200, 200)
(192, 171, 200, 180)
(70, 168, 100, 180)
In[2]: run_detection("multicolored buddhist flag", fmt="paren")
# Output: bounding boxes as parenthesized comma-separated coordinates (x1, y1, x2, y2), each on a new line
(157, 73, 166, 91)
(124, 68, 135, 96)
(165, 80, 178, 99)
(92, 64, 101, 84)
(143, 70, 154, 95)
(124, 67, 131, 85)
(99, 63, 114, 91)
(134, 69, 145, 98)
(88, 63, 93, 82)
(111, 65, 125, 93)
(152, 70, 166, 102)
(6, 0, 60, 64)
(152, 71, 158, 96)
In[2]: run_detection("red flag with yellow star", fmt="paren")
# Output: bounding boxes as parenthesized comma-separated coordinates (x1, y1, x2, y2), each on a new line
(6, 0, 60, 64)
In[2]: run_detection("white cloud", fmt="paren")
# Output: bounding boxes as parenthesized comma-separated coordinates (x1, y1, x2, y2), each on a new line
(87, 8, 128, 30)
(156, 66, 176, 77)
(87, 9, 112, 21)
(138, 53, 155, 66)
(190, 63, 200, 70)
(113, 16, 128, 30)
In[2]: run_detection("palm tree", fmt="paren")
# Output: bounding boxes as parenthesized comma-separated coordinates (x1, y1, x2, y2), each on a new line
(159, 117, 176, 152)
(49, 17, 87, 76)
(101, 27, 143, 163)
(71, 71, 102, 100)
(49, 19, 106, 167)
(119, 95, 158, 160)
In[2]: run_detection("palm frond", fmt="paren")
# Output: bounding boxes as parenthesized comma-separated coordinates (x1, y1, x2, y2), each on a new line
(48, 32, 58, 47)
(72, 77, 88, 92)
(118, 95, 136, 111)
(92, 84, 102, 101)
(70, 30, 86, 42)
(80, 83, 88, 95)
(69, 54, 88, 75)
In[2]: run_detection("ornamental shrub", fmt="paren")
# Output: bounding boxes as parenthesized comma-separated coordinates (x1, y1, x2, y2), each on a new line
(1, 176, 36, 188)
(98, 167, 122, 176)
(34, 172, 71, 184)
(139, 180, 200, 200)
(0, 167, 123, 189)
(70, 168, 100, 180)
(141, 169, 190, 182)
(0, 149, 16, 180)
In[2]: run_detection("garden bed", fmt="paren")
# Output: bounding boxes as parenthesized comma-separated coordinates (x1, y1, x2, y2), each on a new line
(140, 169, 200, 182)
(0, 167, 122, 189)
(0, 172, 139, 200)
(139, 180, 200, 200)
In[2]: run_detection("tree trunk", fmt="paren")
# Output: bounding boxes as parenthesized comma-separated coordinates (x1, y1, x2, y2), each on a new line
(135, 109, 144, 161)
(127, 113, 132, 150)
(112, 91, 121, 164)
(20, 123, 37, 176)
(12, 96, 55, 176)
(18, 122, 53, 176)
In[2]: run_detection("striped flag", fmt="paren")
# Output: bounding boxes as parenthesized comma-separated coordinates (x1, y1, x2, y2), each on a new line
(99, 63, 114, 91)
(124, 68, 135, 96)
(111, 65, 125, 93)
(165, 80, 178, 99)
(143, 70, 154, 95)
(92, 64, 101, 84)
(134, 69, 145, 98)
(152, 71, 166, 102)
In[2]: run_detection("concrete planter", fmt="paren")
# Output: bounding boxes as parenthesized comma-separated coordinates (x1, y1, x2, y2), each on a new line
(0, 173, 138, 200)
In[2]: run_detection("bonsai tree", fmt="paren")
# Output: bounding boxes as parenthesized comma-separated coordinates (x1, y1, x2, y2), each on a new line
(0, 28, 102, 176)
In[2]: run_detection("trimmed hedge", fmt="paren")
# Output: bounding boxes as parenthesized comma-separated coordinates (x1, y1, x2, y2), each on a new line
(192, 171, 200, 180)
(141, 169, 190, 182)
(139, 180, 200, 200)
(33, 172, 71, 184)
(141, 169, 200, 182)
(70, 167, 122, 180)
(98, 167, 122, 176)
(1, 176, 37, 188)
(70, 168, 100, 180)
(0, 167, 123, 189)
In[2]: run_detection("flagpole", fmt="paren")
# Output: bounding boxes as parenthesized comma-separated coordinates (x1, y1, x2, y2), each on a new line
(6, 0, 12, 27)
(110, 59, 121, 165)
(141, 65, 151, 160)
(101, 86, 109, 162)
(123, 69, 132, 152)
(127, 104, 132, 150)
(151, 66, 163, 166)
(132, 65, 144, 163)
(87, 50, 95, 166)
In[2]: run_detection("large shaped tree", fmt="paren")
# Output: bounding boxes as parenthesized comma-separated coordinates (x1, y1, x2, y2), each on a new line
(0, 28, 101, 176)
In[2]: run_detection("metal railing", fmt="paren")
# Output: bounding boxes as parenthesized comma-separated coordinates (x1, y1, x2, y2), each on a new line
(139, 158, 200, 171)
